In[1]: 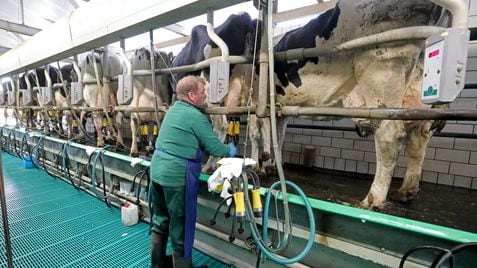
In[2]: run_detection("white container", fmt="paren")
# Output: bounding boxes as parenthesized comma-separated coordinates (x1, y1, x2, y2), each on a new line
(121, 202, 139, 226)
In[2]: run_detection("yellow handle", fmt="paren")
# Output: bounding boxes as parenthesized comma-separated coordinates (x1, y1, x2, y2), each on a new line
(252, 189, 262, 209)
(227, 121, 234, 136)
(233, 192, 245, 215)
(141, 125, 148, 135)
(233, 121, 240, 135)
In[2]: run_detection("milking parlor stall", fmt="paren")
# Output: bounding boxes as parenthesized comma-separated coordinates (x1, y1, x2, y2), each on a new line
(0, 0, 477, 267)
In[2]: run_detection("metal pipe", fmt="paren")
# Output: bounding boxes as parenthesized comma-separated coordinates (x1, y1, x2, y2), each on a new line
(430, 0, 468, 28)
(207, 9, 214, 26)
(154, 55, 250, 75)
(206, 23, 229, 61)
(280, 106, 477, 120)
(274, 26, 445, 62)
(256, 8, 269, 118)
(201, 106, 256, 115)
(112, 46, 131, 76)
(0, 150, 14, 268)
(267, 0, 292, 252)
(4, 105, 477, 120)
(114, 105, 168, 113)
(72, 57, 82, 83)
(149, 29, 161, 127)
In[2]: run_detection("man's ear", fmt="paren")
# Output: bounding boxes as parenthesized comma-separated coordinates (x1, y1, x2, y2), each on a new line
(187, 91, 194, 101)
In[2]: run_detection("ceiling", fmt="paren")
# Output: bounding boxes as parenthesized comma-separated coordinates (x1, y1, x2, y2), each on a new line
(0, 0, 323, 59)
(0, 0, 85, 55)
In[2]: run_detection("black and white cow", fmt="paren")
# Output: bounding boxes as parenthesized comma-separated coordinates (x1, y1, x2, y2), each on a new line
(273, 0, 448, 209)
(18, 67, 63, 130)
(81, 49, 124, 147)
(172, 12, 272, 174)
(127, 47, 172, 156)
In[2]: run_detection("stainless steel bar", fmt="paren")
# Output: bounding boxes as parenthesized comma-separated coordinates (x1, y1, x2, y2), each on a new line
(280, 106, 477, 120)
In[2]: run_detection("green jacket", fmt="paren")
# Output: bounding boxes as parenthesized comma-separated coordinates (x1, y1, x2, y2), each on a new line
(150, 100, 230, 187)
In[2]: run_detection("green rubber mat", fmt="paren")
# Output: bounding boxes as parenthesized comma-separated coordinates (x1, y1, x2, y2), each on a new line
(0, 152, 228, 267)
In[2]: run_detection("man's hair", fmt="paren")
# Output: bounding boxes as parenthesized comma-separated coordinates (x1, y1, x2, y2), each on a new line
(176, 75, 206, 100)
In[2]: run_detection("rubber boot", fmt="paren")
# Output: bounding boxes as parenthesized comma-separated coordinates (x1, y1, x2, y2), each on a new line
(150, 232, 172, 268)
(172, 251, 193, 268)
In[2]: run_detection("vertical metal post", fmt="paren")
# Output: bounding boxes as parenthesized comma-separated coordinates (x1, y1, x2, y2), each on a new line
(149, 29, 161, 126)
(207, 9, 214, 25)
(256, 7, 269, 118)
(0, 148, 14, 268)
(19, 0, 25, 25)
(119, 38, 125, 50)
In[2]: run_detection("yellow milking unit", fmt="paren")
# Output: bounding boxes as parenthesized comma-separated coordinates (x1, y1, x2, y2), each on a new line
(140, 123, 149, 151)
(72, 120, 79, 135)
(226, 117, 240, 145)
(233, 191, 246, 223)
(147, 123, 159, 151)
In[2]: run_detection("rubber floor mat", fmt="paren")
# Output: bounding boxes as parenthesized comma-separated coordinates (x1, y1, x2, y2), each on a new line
(0, 152, 228, 267)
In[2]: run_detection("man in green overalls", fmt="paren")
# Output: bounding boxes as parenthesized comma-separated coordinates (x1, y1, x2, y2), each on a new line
(150, 75, 236, 268)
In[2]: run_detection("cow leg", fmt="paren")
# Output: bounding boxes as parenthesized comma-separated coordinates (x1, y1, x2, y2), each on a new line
(115, 112, 125, 149)
(130, 115, 139, 157)
(66, 112, 73, 139)
(247, 115, 262, 173)
(390, 123, 431, 202)
(259, 117, 273, 174)
(93, 113, 105, 147)
(77, 110, 86, 138)
(360, 120, 405, 209)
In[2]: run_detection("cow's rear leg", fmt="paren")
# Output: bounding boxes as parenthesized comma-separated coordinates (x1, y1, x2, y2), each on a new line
(248, 115, 261, 173)
(259, 117, 273, 175)
(130, 115, 140, 157)
(93, 113, 105, 147)
(114, 112, 126, 150)
(390, 123, 431, 203)
(360, 120, 404, 210)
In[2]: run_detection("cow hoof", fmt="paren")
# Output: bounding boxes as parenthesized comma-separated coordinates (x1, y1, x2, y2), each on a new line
(358, 200, 386, 211)
(389, 190, 418, 203)
(264, 166, 277, 176)
(130, 152, 139, 158)
(146, 145, 154, 153)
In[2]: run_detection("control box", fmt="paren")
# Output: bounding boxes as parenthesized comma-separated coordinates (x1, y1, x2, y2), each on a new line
(0, 87, 6, 105)
(7, 90, 16, 106)
(209, 60, 229, 104)
(41, 86, 53, 105)
(421, 28, 470, 104)
(118, 74, 133, 105)
(71, 82, 84, 105)
(22, 89, 33, 106)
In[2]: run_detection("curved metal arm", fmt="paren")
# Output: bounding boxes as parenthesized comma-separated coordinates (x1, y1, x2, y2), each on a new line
(430, 0, 468, 28)
(206, 22, 229, 61)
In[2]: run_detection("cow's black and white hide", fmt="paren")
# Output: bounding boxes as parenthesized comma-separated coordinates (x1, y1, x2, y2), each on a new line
(273, 0, 448, 209)
(55, 64, 80, 138)
(172, 12, 272, 174)
(81, 50, 124, 147)
(127, 47, 172, 156)
(18, 67, 62, 131)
